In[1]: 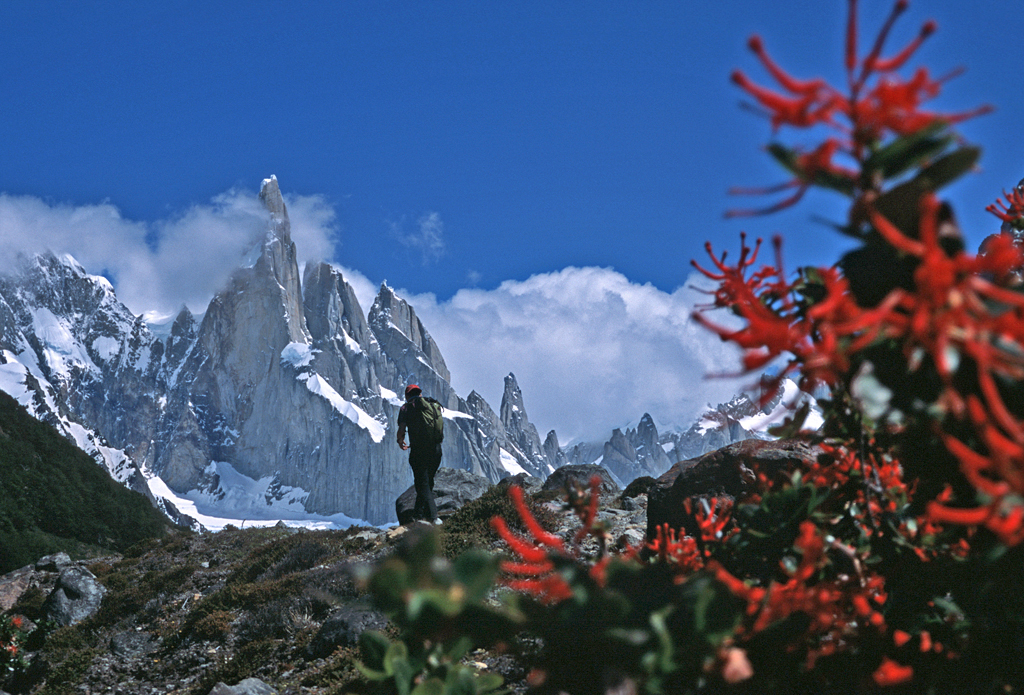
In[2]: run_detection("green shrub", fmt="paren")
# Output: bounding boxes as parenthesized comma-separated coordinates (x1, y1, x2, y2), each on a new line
(9, 585, 46, 622)
(440, 483, 556, 558)
(0, 390, 170, 574)
(355, 3, 1024, 692)
(191, 609, 235, 642)
(186, 638, 277, 695)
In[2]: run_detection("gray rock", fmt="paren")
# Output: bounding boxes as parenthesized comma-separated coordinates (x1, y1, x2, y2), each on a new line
(0, 566, 33, 612)
(647, 438, 822, 541)
(208, 678, 278, 695)
(34, 552, 72, 572)
(306, 603, 389, 659)
(110, 629, 160, 657)
(543, 464, 620, 496)
(396, 467, 493, 525)
(42, 565, 107, 626)
(497, 472, 544, 496)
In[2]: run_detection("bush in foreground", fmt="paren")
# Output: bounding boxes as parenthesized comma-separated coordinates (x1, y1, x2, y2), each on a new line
(360, 2, 1024, 693)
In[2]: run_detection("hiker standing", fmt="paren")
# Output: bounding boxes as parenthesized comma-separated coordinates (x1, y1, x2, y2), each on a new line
(396, 384, 444, 524)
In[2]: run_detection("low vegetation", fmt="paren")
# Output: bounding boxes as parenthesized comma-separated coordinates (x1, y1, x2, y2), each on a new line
(0, 497, 550, 694)
(0, 390, 171, 574)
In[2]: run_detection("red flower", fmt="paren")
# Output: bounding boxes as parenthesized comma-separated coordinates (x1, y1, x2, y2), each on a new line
(873, 656, 914, 687)
(730, 0, 990, 216)
(987, 183, 1024, 230)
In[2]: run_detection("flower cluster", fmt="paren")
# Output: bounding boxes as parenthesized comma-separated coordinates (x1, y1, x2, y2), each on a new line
(711, 520, 890, 669)
(697, 194, 1024, 544)
(0, 614, 27, 673)
(987, 180, 1024, 234)
(491, 476, 607, 603)
(729, 0, 990, 217)
(475, 1, 1024, 691)
(646, 497, 736, 578)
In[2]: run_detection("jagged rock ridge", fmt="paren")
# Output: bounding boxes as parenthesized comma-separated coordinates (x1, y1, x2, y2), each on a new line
(0, 176, 562, 525)
(565, 379, 822, 486)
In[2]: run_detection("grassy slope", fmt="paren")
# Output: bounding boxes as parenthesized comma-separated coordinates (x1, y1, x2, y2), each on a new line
(0, 388, 170, 574)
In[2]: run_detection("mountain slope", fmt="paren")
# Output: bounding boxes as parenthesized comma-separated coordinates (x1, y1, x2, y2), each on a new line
(0, 388, 170, 574)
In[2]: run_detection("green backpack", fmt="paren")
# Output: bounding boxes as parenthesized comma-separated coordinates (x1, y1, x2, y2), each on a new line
(410, 396, 444, 444)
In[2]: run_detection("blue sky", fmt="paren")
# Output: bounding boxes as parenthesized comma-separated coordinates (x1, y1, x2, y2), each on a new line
(2, 1, 1022, 443)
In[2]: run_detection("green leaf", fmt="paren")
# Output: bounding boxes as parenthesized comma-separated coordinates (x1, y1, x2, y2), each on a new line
(810, 169, 856, 196)
(411, 678, 445, 695)
(766, 143, 854, 195)
(358, 630, 392, 671)
(864, 123, 952, 180)
(647, 606, 678, 674)
(354, 659, 390, 682)
(444, 635, 476, 663)
(767, 143, 800, 176)
(393, 658, 417, 695)
(446, 667, 483, 695)
(408, 588, 459, 621)
(453, 549, 500, 602)
(911, 146, 981, 191)
(370, 562, 413, 614)
(474, 671, 506, 693)
(693, 581, 741, 644)
(384, 640, 411, 678)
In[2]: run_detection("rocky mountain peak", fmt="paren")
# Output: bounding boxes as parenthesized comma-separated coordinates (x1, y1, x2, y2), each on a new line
(302, 263, 373, 349)
(170, 306, 195, 336)
(259, 175, 288, 227)
(501, 373, 525, 413)
(543, 430, 566, 469)
(500, 373, 548, 472)
(368, 282, 450, 385)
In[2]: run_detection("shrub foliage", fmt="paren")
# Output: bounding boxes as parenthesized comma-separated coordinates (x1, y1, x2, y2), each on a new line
(0, 390, 170, 573)
(359, 2, 1024, 693)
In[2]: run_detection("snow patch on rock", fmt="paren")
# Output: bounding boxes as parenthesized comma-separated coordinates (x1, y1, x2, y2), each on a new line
(280, 341, 316, 368)
(300, 372, 386, 443)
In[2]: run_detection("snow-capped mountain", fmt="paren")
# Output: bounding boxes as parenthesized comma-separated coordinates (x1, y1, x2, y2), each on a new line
(565, 378, 823, 486)
(0, 176, 559, 527)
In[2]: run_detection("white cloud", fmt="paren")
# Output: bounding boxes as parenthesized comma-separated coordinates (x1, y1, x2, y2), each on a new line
(391, 211, 446, 265)
(397, 267, 749, 445)
(0, 188, 337, 319)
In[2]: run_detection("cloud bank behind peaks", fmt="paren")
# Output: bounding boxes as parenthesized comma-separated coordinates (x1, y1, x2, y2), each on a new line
(0, 188, 338, 319)
(0, 185, 746, 445)
(399, 266, 748, 445)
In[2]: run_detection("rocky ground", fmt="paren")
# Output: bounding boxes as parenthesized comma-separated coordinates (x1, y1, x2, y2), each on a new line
(0, 467, 651, 695)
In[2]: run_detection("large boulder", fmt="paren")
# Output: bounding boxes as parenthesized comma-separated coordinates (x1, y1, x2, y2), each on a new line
(208, 679, 278, 695)
(396, 466, 493, 524)
(497, 472, 544, 496)
(41, 565, 107, 626)
(646, 438, 823, 540)
(543, 464, 620, 497)
(0, 566, 33, 612)
(306, 603, 389, 659)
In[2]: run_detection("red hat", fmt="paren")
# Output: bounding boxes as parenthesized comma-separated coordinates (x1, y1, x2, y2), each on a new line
(405, 384, 421, 398)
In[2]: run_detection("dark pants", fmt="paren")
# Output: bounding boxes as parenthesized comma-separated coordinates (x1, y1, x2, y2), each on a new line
(409, 442, 442, 521)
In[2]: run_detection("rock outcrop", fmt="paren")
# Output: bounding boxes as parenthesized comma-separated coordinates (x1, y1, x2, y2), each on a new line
(395, 467, 493, 525)
(646, 438, 823, 540)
